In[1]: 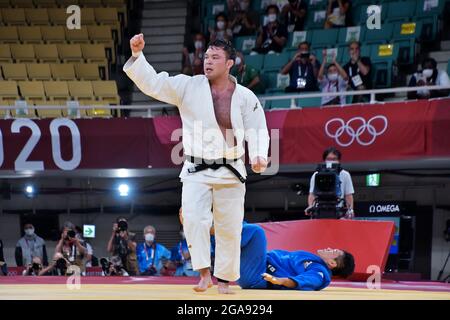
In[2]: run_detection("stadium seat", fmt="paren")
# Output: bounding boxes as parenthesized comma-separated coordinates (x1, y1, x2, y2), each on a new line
(50, 63, 76, 80)
(57, 0, 79, 7)
(65, 28, 91, 44)
(94, 7, 119, 25)
(1, 63, 28, 81)
(0, 44, 12, 63)
(392, 21, 423, 41)
(102, 0, 126, 8)
(67, 80, 94, 101)
(41, 26, 66, 44)
(262, 71, 290, 93)
(26, 63, 52, 81)
(205, 1, 226, 17)
(88, 25, 115, 63)
(1, 8, 26, 25)
(311, 29, 339, 48)
(74, 63, 101, 80)
(0, 26, 19, 43)
(34, 0, 57, 8)
(92, 80, 120, 105)
(287, 30, 311, 49)
(234, 36, 257, 55)
(34, 44, 60, 63)
(14, 0, 34, 7)
(0, 80, 20, 103)
(81, 44, 108, 78)
(417, 15, 439, 42)
(268, 97, 293, 109)
(386, 1, 416, 23)
(296, 96, 322, 108)
(415, 0, 445, 17)
(11, 100, 36, 118)
(82, 99, 113, 118)
(48, 9, 69, 25)
(34, 100, 63, 118)
(244, 54, 264, 71)
(80, 0, 103, 7)
(62, 100, 87, 117)
(43, 80, 70, 102)
(25, 8, 50, 25)
(371, 61, 393, 88)
(262, 52, 290, 72)
(352, 3, 387, 25)
(363, 23, 393, 45)
(0, 0, 10, 9)
(81, 8, 97, 25)
(57, 44, 84, 63)
(10, 44, 36, 63)
(306, 9, 327, 29)
(19, 81, 46, 105)
(337, 26, 365, 46)
(18, 26, 43, 44)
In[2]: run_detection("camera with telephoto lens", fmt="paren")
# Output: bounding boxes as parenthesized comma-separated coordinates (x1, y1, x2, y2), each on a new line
(100, 256, 125, 276)
(26, 262, 42, 275)
(116, 220, 128, 233)
(65, 229, 76, 241)
(306, 162, 347, 219)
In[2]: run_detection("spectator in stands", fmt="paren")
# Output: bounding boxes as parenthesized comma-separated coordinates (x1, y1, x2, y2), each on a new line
(252, 5, 288, 54)
(231, 51, 265, 94)
(15, 223, 48, 268)
(136, 225, 171, 276)
(407, 57, 450, 100)
(324, 0, 352, 29)
(306, 147, 355, 219)
(75, 226, 95, 268)
(54, 221, 87, 273)
(0, 239, 6, 276)
(107, 217, 138, 276)
(318, 49, 349, 106)
(229, 8, 257, 37)
(209, 13, 233, 43)
(281, 0, 307, 32)
(343, 41, 372, 103)
(281, 41, 320, 92)
(182, 33, 206, 76)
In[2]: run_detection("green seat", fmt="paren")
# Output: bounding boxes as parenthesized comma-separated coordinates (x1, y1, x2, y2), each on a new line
(415, 0, 445, 17)
(363, 23, 393, 44)
(287, 31, 311, 49)
(244, 54, 264, 70)
(262, 52, 290, 72)
(269, 98, 292, 109)
(310, 29, 339, 48)
(296, 96, 322, 108)
(234, 36, 257, 55)
(205, 1, 226, 17)
(417, 15, 439, 42)
(370, 43, 398, 62)
(353, 4, 387, 25)
(262, 71, 289, 93)
(337, 26, 365, 45)
(306, 9, 327, 29)
(395, 39, 415, 66)
(386, 1, 416, 23)
(371, 60, 393, 88)
(392, 21, 423, 41)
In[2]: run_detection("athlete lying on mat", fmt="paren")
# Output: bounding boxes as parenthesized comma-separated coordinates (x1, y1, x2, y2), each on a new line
(179, 210, 355, 291)
(236, 223, 355, 291)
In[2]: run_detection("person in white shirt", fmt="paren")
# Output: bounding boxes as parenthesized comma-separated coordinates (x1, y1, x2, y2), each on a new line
(318, 50, 349, 106)
(407, 57, 450, 100)
(306, 147, 355, 219)
(123, 35, 270, 294)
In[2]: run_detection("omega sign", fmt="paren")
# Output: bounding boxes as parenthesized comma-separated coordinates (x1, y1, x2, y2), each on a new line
(369, 204, 401, 214)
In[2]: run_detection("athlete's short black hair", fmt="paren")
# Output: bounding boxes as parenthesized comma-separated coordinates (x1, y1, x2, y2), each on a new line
(332, 251, 355, 278)
(322, 147, 342, 161)
(208, 39, 236, 62)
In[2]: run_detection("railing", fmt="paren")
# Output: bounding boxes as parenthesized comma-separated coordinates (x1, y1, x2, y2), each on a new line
(0, 85, 449, 118)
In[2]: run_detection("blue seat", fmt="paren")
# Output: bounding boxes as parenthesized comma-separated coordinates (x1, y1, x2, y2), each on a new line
(234, 36, 257, 54)
(352, 3, 387, 25)
(310, 29, 339, 48)
(262, 71, 288, 93)
(269, 98, 293, 109)
(306, 9, 327, 29)
(262, 52, 290, 72)
(392, 21, 423, 41)
(363, 23, 394, 45)
(337, 26, 366, 45)
(296, 96, 322, 108)
(386, 1, 416, 23)
(371, 60, 393, 88)
(415, 0, 445, 17)
(244, 54, 264, 70)
(370, 43, 399, 62)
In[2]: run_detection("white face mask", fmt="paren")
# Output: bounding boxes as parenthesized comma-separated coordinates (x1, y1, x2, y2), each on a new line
(235, 57, 242, 66)
(267, 14, 277, 23)
(328, 73, 338, 81)
(422, 68, 433, 78)
(325, 160, 339, 168)
(145, 233, 154, 243)
(25, 228, 35, 236)
(217, 21, 225, 30)
(194, 41, 203, 49)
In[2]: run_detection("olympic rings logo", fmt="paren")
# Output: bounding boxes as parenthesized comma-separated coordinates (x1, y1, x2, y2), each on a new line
(325, 116, 388, 147)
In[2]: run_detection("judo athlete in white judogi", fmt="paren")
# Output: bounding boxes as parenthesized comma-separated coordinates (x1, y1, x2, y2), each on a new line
(124, 34, 270, 294)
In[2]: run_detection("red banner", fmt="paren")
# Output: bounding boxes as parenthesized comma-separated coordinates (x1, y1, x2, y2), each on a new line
(0, 99, 449, 171)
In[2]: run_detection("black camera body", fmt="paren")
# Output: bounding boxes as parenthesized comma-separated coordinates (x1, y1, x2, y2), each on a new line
(116, 221, 128, 233)
(308, 163, 347, 219)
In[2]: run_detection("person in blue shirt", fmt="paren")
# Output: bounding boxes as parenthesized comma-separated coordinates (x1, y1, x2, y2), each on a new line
(136, 225, 171, 276)
(171, 228, 200, 277)
(237, 223, 355, 291)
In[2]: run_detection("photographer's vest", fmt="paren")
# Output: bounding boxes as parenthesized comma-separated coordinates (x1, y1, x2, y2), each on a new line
(113, 233, 138, 276)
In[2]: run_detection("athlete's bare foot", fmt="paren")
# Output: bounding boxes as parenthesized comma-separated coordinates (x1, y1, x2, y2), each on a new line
(193, 268, 213, 292)
(217, 281, 235, 294)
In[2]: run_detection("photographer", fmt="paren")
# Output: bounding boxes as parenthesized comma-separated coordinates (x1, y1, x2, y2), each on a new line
(100, 256, 129, 276)
(107, 217, 138, 276)
(23, 256, 44, 276)
(137, 225, 171, 276)
(54, 222, 87, 273)
(306, 147, 355, 219)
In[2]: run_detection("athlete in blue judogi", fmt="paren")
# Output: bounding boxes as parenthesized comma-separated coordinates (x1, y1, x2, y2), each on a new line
(237, 223, 355, 291)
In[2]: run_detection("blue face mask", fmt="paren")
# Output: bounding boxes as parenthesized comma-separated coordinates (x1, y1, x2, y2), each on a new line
(145, 233, 155, 242)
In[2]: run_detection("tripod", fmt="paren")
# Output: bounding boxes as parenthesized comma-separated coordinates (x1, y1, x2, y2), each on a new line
(437, 250, 450, 283)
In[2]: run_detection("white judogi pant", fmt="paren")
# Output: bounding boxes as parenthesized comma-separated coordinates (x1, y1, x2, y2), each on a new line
(182, 180, 245, 282)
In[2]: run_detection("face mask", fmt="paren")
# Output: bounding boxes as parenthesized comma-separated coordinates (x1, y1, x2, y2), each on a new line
(328, 73, 338, 81)
(235, 57, 242, 66)
(267, 14, 277, 23)
(422, 68, 433, 78)
(145, 233, 154, 243)
(194, 41, 203, 49)
(25, 228, 35, 236)
(217, 21, 225, 30)
(325, 160, 339, 168)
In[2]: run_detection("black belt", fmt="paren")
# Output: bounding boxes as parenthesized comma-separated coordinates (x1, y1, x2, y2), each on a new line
(186, 155, 246, 183)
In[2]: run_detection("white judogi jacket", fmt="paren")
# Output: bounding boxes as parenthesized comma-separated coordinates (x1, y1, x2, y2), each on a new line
(123, 51, 270, 184)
